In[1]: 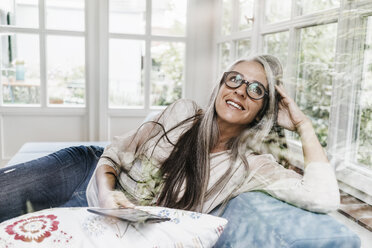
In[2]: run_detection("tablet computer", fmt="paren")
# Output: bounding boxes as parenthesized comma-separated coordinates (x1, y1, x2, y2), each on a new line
(87, 208, 171, 223)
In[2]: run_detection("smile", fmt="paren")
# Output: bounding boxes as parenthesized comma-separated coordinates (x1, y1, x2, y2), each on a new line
(226, 100, 244, 110)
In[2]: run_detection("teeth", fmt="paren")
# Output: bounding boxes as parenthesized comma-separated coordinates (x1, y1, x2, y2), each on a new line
(226, 100, 243, 110)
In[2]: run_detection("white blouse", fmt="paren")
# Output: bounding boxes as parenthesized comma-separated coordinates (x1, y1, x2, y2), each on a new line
(86, 99, 340, 213)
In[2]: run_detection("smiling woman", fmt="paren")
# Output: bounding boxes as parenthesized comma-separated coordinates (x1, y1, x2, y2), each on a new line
(0, 55, 339, 228)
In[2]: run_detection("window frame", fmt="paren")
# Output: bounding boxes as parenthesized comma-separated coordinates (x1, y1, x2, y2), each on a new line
(0, 0, 87, 109)
(105, 0, 187, 112)
(328, 0, 372, 204)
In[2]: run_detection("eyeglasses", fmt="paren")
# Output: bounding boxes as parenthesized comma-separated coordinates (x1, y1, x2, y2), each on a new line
(223, 71, 268, 100)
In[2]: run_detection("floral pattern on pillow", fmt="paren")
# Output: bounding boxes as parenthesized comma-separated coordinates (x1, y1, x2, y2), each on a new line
(0, 207, 227, 248)
(82, 215, 108, 237)
(5, 214, 59, 243)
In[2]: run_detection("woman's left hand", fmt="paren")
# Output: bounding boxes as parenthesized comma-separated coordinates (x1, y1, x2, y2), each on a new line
(275, 85, 309, 132)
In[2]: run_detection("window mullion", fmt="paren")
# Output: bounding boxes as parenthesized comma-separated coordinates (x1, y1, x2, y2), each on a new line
(86, 0, 99, 141)
(230, 0, 238, 59)
(285, 0, 300, 99)
(98, 0, 109, 140)
(39, 0, 47, 108)
(144, 0, 151, 111)
(252, 0, 263, 53)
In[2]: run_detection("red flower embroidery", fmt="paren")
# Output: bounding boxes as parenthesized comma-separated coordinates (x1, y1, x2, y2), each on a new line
(5, 215, 59, 243)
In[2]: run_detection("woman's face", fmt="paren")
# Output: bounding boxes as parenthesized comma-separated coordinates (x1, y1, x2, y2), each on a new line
(215, 60, 269, 129)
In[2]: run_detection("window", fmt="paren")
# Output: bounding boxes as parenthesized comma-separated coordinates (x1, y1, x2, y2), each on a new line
(217, 0, 254, 74)
(0, 0, 188, 109)
(297, 0, 340, 15)
(264, 0, 291, 23)
(356, 16, 372, 168)
(263, 31, 289, 67)
(1, 33, 40, 105)
(217, 0, 372, 203)
(0, 0, 86, 107)
(108, 0, 187, 109)
(296, 23, 337, 147)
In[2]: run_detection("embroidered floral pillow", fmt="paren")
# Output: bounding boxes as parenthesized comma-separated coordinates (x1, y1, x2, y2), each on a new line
(0, 206, 227, 248)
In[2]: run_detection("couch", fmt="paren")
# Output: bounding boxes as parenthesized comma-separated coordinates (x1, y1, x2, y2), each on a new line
(6, 142, 361, 248)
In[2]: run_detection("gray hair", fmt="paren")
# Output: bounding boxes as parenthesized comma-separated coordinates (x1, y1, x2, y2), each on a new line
(198, 54, 284, 211)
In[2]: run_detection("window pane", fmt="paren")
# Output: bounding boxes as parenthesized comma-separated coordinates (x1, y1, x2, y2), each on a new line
(296, 23, 337, 146)
(357, 16, 372, 168)
(47, 35, 85, 106)
(0, 0, 38, 28)
(265, 0, 291, 23)
(222, 0, 232, 35)
(109, 39, 145, 108)
(219, 42, 231, 73)
(239, 0, 254, 31)
(297, 0, 340, 15)
(109, 0, 146, 34)
(236, 39, 251, 58)
(1, 33, 40, 104)
(263, 31, 289, 67)
(151, 42, 184, 106)
(152, 0, 187, 36)
(46, 0, 84, 31)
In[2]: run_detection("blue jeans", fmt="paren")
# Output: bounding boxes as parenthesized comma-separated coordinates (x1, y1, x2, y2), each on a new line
(0, 145, 103, 223)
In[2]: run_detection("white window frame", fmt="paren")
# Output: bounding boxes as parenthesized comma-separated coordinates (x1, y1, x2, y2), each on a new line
(0, 0, 191, 142)
(0, 0, 87, 110)
(328, 0, 372, 205)
(216, 0, 372, 204)
(98, 0, 189, 140)
(104, 0, 187, 111)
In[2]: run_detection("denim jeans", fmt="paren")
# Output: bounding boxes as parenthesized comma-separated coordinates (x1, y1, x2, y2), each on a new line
(0, 145, 103, 223)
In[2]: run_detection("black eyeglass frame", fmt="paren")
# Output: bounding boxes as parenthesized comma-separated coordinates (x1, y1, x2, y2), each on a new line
(222, 71, 269, 100)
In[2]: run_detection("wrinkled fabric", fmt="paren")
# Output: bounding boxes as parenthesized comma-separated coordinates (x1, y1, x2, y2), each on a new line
(0, 146, 103, 222)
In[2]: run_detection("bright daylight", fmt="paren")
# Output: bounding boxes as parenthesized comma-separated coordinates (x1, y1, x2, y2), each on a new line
(0, 0, 371, 247)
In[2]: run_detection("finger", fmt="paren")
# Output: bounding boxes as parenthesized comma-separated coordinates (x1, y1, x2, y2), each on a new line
(276, 85, 296, 106)
(113, 191, 135, 208)
(275, 85, 288, 98)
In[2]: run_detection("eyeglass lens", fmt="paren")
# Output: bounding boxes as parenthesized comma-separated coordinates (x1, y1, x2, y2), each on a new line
(224, 72, 266, 99)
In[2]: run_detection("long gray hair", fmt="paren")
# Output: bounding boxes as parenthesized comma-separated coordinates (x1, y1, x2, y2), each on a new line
(198, 54, 284, 210)
(148, 54, 283, 212)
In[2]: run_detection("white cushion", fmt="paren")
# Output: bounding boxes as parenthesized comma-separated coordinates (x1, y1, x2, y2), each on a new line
(0, 206, 227, 248)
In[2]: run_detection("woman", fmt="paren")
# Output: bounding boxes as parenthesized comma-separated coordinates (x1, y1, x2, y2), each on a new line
(87, 54, 340, 214)
(0, 54, 339, 223)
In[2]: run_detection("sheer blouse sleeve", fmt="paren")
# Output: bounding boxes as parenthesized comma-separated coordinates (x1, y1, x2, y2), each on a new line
(86, 99, 200, 206)
(96, 99, 200, 173)
(244, 154, 340, 213)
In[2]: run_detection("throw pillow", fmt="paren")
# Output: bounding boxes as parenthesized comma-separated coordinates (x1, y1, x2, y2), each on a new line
(0, 206, 227, 248)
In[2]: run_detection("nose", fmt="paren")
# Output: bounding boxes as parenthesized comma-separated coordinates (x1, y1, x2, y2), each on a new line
(234, 83, 248, 98)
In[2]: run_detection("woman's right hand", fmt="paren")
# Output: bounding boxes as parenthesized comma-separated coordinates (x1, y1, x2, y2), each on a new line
(96, 164, 135, 208)
(99, 190, 135, 209)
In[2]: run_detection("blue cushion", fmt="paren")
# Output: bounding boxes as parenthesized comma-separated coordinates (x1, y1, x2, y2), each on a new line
(212, 191, 361, 248)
